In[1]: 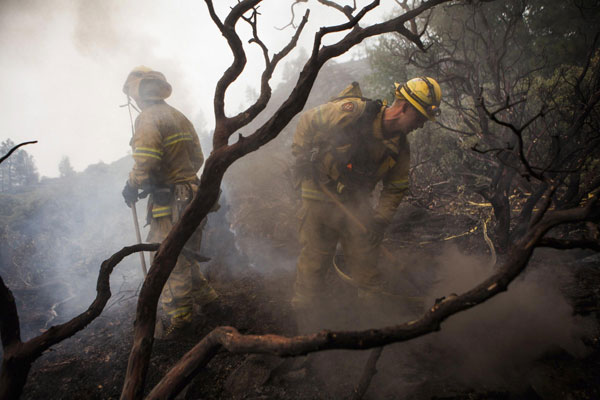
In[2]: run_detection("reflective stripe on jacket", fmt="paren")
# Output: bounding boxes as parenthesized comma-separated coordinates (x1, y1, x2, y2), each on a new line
(129, 101, 203, 188)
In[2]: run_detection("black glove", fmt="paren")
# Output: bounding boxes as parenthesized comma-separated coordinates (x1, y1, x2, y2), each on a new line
(122, 181, 138, 207)
(368, 217, 388, 245)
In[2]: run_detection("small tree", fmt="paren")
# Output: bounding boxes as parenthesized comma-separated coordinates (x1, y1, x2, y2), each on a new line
(58, 156, 76, 178)
(0, 139, 39, 192)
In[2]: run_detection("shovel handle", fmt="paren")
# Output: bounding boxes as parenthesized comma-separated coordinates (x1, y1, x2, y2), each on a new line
(131, 204, 148, 277)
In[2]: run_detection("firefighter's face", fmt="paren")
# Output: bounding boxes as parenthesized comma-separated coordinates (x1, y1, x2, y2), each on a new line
(384, 101, 428, 135)
(403, 104, 428, 132)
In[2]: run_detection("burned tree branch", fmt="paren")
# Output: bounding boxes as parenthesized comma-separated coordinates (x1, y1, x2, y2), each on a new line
(311, 0, 380, 59)
(480, 96, 545, 181)
(206, 0, 261, 135)
(0, 276, 21, 350)
(0, 141, 37, 165)
(536, 237, 600, 252)
(0, 243, 158, 400)
(352, 347, 383, 400)
(145, 189, 600, 399)
(145, 194, 593, 400)
(230, 10, 310, 135)
(121, 1, 457, 398)
(317, 0, 356, 19)
(276, 0, 307, 30)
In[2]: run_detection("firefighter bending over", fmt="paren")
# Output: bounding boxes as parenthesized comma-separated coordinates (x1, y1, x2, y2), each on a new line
(291, 77, 442, 323)
(121, 66, 218, 338)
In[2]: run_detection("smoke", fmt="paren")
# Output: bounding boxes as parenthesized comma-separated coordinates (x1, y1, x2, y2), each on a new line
(417, 246, 594, 386)
(5, 157, 146, 341)
(315, 244, 598, 398)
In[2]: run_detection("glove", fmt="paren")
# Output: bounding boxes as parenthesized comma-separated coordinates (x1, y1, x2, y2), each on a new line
(122, 181, 139, 207)
(368, 217, 388, 245)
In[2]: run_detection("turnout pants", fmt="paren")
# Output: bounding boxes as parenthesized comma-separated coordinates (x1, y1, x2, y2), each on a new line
(147, 190, 218, 327)
(292, 198, 381, 310)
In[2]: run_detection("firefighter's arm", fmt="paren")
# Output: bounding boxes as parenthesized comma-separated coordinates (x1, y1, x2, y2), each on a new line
(374, 152, 410, 224)
(128, 113, 163, 188)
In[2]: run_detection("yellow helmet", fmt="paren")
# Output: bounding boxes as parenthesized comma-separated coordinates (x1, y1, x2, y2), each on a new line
(394, 77, 442, 121)
(123, 66, 172, 100)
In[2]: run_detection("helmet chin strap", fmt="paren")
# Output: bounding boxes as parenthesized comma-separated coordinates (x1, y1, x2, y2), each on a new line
(120, 95, 141, 139)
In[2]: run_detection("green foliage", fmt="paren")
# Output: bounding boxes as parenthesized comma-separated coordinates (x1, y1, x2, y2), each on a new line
(364, 0, 600, 248)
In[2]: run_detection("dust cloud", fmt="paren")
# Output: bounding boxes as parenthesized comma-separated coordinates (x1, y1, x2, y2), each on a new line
(300, 244, 596, 397)
(5, 157, 145, 341)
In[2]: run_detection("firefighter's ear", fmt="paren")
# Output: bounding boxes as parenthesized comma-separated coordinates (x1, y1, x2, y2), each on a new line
(398, 100, 411, 114)
(383, 100, 405, 121)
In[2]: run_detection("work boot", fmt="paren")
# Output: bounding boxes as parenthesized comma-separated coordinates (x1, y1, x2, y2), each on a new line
(155, 316, 193, 340)
(154, 316, 167, 339)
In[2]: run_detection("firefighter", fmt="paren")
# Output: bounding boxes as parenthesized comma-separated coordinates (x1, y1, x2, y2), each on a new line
(291, 77, 442, 323)
(121, 66, 218, 338)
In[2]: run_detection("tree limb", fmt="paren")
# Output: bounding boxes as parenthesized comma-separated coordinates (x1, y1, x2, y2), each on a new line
(0, 243, 158, 400)
(121, 1, 456, 398)
(536, 237, 600, 252)
(0, 141, 37, 165)
(352, 347, 383, 400)
(146, 191, 600, 399)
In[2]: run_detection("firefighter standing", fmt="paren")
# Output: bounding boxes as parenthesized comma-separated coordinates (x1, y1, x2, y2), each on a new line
(291, 77, 442, 321)
(121, 66, 218, 337)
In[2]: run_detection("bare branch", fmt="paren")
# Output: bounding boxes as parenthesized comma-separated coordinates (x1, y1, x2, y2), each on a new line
(317, 0, 355, 19)
(536, 237, 600, 252)
(206, 0, 261, 142)
(143, 190, 600, 399)
(229, 10, 311, 134)
(311, 0, 380, 59)
(123, 1, 455, 397)
(275, 0, 308, 30)
(0, 141, 37, 165)
(395, 0, 418, 34)
(352, 347, 383, 400)
(529, 183, 558, 228)
(146, 201, 594, 400)
(1, 243, 158, 400)
(480, 95, 545, 181)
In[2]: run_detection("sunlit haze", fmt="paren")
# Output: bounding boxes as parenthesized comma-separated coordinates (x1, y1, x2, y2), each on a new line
(0, 0, 395, 177)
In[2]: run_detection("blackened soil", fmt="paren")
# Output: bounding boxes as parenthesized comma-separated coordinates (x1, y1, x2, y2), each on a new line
(16, 241, 600, 400)
(20, 266, 333, 400)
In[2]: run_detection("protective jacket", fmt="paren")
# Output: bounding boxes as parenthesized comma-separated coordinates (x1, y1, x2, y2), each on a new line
(128, 100, 204, 219)
(292, 82, 410, 223)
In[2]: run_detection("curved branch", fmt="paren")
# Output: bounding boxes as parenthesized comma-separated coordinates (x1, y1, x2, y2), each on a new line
(317, 0, 355, 19)
(206, 0, 261, 145)
(536, 237, 600, 252)
(275, 0, 308, 30)
(144, 176, 599, 400)
(229, 10, 310, 134)
(480, 96, 545, 181)
(0, 141, 37, 165)
(144, 229, 541, 399)
(352, 347, 383, 400)
(1, 243, 157, 400)
(311, 0, 380, 59)
(123, 1, 454, 398)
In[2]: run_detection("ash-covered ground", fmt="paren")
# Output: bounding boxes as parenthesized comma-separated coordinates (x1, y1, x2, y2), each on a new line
(14, 200, 600, 400)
